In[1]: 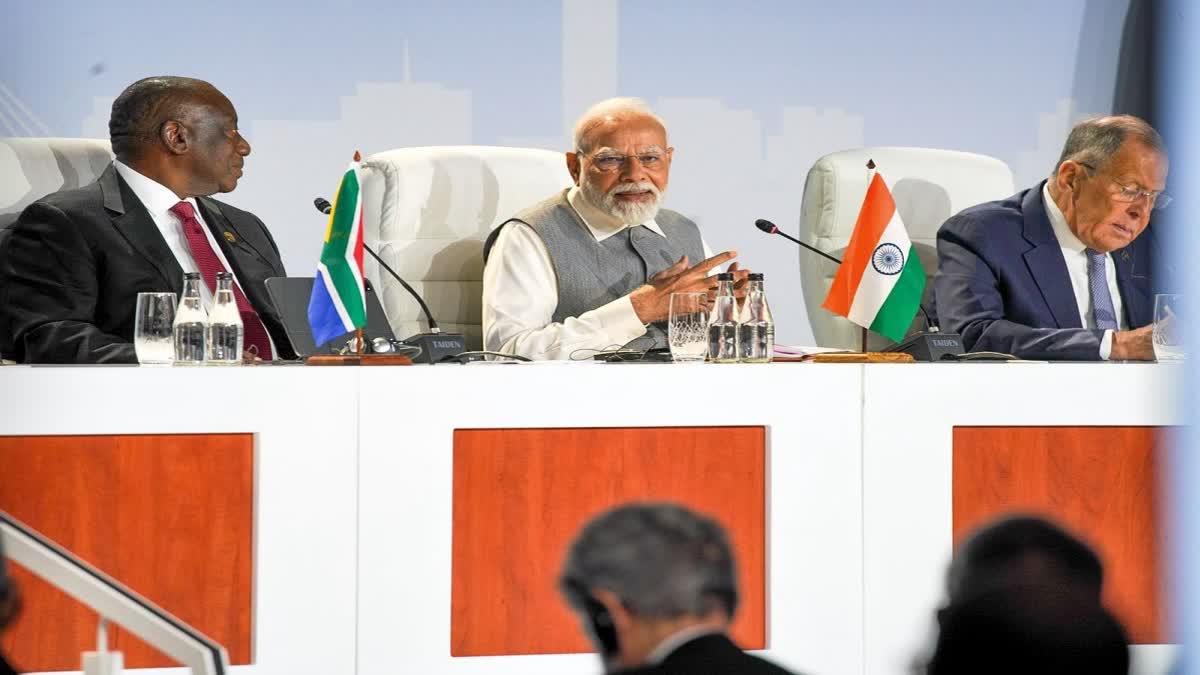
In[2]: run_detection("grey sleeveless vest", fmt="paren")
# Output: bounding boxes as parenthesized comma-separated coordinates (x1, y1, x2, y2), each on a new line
(484, 189, 706, 350)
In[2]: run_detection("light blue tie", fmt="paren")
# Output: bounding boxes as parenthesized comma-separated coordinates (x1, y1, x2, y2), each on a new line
(1086, 248, 1119, 330)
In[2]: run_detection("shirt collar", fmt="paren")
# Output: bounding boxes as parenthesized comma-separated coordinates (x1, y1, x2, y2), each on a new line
(644, 626, 724, 665)
(1042, 181, 1088, 255)
(113, 159, 199, 221)
(566, 185, 666, 243)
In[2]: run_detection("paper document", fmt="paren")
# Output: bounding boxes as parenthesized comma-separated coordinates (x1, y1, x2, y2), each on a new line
(773, 344, 853, 357)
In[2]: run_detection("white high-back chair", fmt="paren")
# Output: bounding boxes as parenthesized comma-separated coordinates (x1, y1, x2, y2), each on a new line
(360, 146, 573, 350)
(798, 147, 1015, 350)
(0, 137, 114, 229)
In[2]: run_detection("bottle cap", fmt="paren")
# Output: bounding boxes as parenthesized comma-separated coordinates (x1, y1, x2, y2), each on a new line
(216, 271, 233, 280)
(748, 273, 764, 281)
(717, 272, 734, 281)
(183, 272, 201, 280)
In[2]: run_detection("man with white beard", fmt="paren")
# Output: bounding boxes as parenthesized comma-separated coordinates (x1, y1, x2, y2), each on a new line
(482, 98, 744, 360)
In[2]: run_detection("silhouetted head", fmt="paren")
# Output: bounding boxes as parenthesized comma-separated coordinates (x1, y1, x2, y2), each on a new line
(947, 515, 1104, 602)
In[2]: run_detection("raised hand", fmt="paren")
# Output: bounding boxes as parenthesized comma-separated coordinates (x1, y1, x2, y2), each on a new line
(630, 251, 738, 324)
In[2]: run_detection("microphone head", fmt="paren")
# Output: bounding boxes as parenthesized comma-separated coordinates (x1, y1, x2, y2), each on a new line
(754, 219, 779, 235)
(314, 197, 333, 215)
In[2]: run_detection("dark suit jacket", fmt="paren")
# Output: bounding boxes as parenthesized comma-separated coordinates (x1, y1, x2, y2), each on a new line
(0, 164, 295, 363)
(933, 181, 1155, 360)
(614, 634, 798, 675)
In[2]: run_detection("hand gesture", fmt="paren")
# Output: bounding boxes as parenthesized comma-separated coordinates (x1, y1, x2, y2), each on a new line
(720, 261, 754, 306)
(629, 251, 738, 324)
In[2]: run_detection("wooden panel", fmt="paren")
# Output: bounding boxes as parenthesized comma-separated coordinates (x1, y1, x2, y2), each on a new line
(0, 434, 253, 670)
(952, 426, 1163, 644)
(452, 426, 766, 657)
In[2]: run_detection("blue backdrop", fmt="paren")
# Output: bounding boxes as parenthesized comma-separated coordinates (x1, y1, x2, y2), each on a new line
(1, 0, 1133, 343)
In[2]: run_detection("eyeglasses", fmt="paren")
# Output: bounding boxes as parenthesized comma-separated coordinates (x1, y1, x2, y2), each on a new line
(1077, 161, 1172, 209)
(580, 150, 667, 173)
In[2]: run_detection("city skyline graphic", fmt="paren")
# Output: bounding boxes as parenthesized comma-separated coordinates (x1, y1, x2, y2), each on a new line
(1, 0, 1128, 343)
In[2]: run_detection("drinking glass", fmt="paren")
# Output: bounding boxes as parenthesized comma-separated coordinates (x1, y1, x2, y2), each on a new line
(1153, 293, 1184, 362)
(668, 292, 709, 363)
(135, 292, 177, 365)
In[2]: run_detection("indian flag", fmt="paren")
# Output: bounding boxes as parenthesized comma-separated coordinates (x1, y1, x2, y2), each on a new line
(308, 159, 366, 347)
(822, 171, 925, 343)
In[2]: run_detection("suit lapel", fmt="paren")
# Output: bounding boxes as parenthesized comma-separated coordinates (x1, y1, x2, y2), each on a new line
(101, 165, 183, 293)
(1113, 235, 1153, 327)
(196, 197, 273, 268)
(1020, 184, 1083, 329)
(195, 198, 283, 327)
(195, 198, 239, 264)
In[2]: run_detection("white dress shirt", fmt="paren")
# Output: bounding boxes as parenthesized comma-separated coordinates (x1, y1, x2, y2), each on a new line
(482, 186, 713, 360)
(1042, 182, 1125, 360)
(113, 160, 276, 356)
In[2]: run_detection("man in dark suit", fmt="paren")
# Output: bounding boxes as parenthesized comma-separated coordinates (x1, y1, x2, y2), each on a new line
(926, 585, 1129, 675)
(0, 76, 294, 363)
(934, 115, 1167, 360)
(920, 515, 1129, 675)
(559, 503, 797, 675)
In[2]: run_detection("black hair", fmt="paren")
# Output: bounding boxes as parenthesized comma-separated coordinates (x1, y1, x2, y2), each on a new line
(947, 515, 1104, 602)
(108, 76, 210, 161)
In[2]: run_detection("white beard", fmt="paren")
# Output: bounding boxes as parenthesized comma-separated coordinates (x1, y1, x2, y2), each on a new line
(582, 179, 664, 225)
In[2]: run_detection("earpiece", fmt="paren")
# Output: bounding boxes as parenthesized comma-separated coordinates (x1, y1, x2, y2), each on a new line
(581, 593, 620, 658)
(565, 579, 620, 658)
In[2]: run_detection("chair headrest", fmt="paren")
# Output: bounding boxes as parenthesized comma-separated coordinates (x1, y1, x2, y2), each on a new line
(0, 137, 114, 218)
(801, 147, 1015, 245)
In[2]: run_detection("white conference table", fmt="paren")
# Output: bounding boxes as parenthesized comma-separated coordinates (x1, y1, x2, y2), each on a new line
(0, 361, 1181, 675)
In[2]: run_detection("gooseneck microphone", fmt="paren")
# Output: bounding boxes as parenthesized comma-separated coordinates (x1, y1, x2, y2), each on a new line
(315, 197, 440, 332)
(754, 218, 963, 361)
(314, 197, 465, 363)
(755, 218, 843, 266)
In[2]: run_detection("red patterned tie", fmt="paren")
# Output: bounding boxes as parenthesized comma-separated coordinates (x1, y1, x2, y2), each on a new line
(170, 201, 274, 360)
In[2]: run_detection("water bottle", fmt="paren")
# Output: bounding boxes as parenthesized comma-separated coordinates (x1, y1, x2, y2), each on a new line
(707, 272, 739, 363)
(738, 273, 774, 363)
(207, 272, 243, 365)
(173, 272, 208, 365)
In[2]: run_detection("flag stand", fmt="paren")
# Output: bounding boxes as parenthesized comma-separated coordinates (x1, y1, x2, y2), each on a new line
(816, 157, 928, 361)
(307, 353, 413, 366)
(858, 158, 877, 355)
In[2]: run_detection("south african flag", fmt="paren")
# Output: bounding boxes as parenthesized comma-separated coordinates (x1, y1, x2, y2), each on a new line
(308, 157, 366, 347)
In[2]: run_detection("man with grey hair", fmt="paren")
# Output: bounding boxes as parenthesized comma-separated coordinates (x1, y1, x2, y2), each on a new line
(482, 97, 746, 360)
(559, 502, 796, 674)
(934, 115, 1168, 360)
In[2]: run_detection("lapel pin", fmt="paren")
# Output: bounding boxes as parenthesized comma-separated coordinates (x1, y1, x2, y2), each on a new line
(223, 231, 237, 243)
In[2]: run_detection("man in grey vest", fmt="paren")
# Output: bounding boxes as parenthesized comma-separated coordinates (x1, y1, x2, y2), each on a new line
(482, 97, 744, 360)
